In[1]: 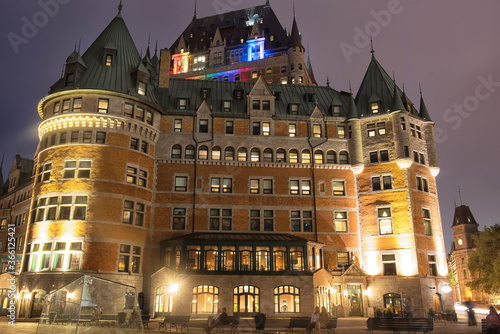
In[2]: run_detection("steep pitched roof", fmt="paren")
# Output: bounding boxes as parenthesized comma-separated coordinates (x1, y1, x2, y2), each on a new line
(306, 53, 317, 85)
(169, 4, 289, 54)
(419, 93, 432, 121)
(452, 205, 478, 226)
(355, 54, 413, 117)
(289, 17, 303, 48)
(50, 11, 157, 104)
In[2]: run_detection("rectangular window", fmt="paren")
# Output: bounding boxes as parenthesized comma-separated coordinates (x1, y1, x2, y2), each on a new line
(135, 106, 145, 121)
(419, 153, 425, 165)
(334, 211, 348, 233)
(423, 209, 432, 236)
(63, 160, 91, 179)
(140, 141, 148, 154)
(337, 126, 345, 139)
(262, 122, 270, 136)
(378, 208, 393, 235)
(124, 103, 134, 118)
(252, 100, 261, 110)
(34, 195, 88, 222)
(222, 178, 232, 193)
(72, 98, 82, 112)
(199, 119, 208, 133)
(53, 101, 61, 115)
(130, 138, 139, 150)
(106, 54, 113, 66)
(175, 176, 188, 192)
(288, 124, 296, 137)
(96, 132, 106, 144)
(413, 151, 419, 163)
(400, 117, 406, 130)
(173, 208, 186, 230)
(123, 200, 145, 226)
(70, 131, 79, 143)
(313, 124, 322, 138)
(290, 180, 299, 195)
(82, 131, 92, 143)
(371, 102, 379, 113)
(146, 111, 153, 125)
(174, 119, 182, 132)
(262, 100, 271, 111)
(380, 150, 389, 162)
(62, 99, 70, 113)
(290, 104, 299, 114)
(428, 255, 437, 276)
(337, 251, 350, 268)
(382, 254, 397, 276)
(98, 98, 109, 113)
(416, 176, 429, 192)
(126, 166, 148, 187)
(223, 101, 231, 112)
(118, 244, 141, 273)
(225, 121, 234, 134)
(37, 162, 52, 183)
(370, 151, 378, 163)
(179, 98, 187, 110)
(250, 179, 260, 194)
(372, 175, 392, 191)
(210, 209, 232, 231)
(138, 82, 146, 96)
(263, 179, 273, 194)
(290, 210, 313, 232)
(249, 210, 274, 232)
(252, 122, 261, 135)
(333, 180, 345, 196)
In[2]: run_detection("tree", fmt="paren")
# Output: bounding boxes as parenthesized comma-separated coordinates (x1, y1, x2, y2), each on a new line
(467, 223, 500, 294)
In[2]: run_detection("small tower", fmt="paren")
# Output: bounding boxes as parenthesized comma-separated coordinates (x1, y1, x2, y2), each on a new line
(287, 16, 307, 84)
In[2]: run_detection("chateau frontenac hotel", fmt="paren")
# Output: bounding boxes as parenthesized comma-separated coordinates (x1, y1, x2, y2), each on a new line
(0, 1, 452, 319)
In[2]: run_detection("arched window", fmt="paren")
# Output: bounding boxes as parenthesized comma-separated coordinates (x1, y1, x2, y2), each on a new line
(156, 286, 174, 317)
(314, 150, 324, 164)
(185, 145, 195, 160)
(274, 286, 300, 313)
(239, 246, 253, 271)
(224, 147, 234, 161)
(339, 151, 349, 164)
(301, 150, 311, 164)
(316, 286, 330, 313)
(238, 148, 247, 161)
(263, 148, 273, 162)
(234, 285, 260, 316)
(199, 146, 208, 160)
(192, 285, 219, 314)
(250, 148, 260, 162)
(171, 145, 182, 159)
(276, 149, 286, 163)
(289, 149, 298, 163)
(384, 293, 402, 316)
(326, 150, 337, 164)
(212, 146, 221, 160)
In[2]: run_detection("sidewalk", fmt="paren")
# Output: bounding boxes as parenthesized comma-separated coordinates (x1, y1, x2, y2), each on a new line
(0, 317, 485, 334)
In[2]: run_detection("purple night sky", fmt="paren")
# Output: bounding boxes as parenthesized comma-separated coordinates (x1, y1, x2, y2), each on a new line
(1, 0, 499, 253)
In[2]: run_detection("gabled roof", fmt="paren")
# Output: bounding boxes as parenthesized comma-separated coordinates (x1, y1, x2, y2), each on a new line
(452, 205, 478, 227)
(355, 54, 415, 117)
(50, 11, 157, 104)
(156, 78, 350, 117)
(66, 50, 87, 68)
(169, 4, 289, 54)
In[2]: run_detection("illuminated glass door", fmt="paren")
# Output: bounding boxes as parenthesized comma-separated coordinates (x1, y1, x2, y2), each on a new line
(348, 285, 363, 316)
(233, 286, 260, 316)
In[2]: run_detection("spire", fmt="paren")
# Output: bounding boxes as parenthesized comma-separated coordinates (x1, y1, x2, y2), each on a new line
(419, 84, 432, 121)
(118, 0, 123, 15)
(293, 1, 296, 17)
(370, 35, 375, 55)
(289, 16, 303, 48)
(391, 79, 406, 112)
(264, 0, 270, 7)
(347, 82, 360, 120)
(326, 77, 330, 87)
(193, 0, 197, 20)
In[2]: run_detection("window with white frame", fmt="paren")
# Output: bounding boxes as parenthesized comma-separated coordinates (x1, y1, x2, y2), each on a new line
(98, 98, 109, 113)
(36, 162, 52, 183)
(118, 244, 141, 273)
(63, 160, 91, 179)
(333, 180, 346, 196)
(382, 254, 397, 275)
(423, 208, 432, 236)
(33, 195, 88, 222)
(334, 211, 348, 232)
(209, 209, 232, 230)
(192, 285, 219, 314)
(290, 210, 313, 232)
(337, 251, 350, 268)
(126, 166, 148, 187)
(172, 208, 186, 230)
(29, 241, 83, 272)
(274, 286, 300, 313)
(250, 210, 274, 231)
(175, 176, 188, 192)
(123, 200, 145, 226)
(372, 175, 393, 191)
(174, 119, 182, 132)
(289, 180, 311, 195)
(211, 177, 232, 193)
(378, 207, 393, 235)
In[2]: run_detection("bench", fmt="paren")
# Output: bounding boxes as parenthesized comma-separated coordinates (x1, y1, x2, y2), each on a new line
(479, 318, 486, 334)
(366, 318, 433, 334)
(323, 317, 338, 334)
(142, 315, 150, 329)
(98, 314, 118, 327)
(74, 314, 93, 326)
(159, 315, 191, 331)
(53, 314, 70, 325)
(285, 317, 311, 333)
(214, 315, 240, 334)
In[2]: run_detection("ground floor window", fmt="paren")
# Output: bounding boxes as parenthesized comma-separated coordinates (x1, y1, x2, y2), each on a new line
(384, 293, 402, 316)
(316, 286, 330, 312)
(233, 285, 259, 315)
(433, 293, 443, 313)
(0, 289, 11, 316)
(274, 285, 300, 313)
(192, 285, 219, 314)
(31, 290, 46, 317)
(155, 286, 173, 316)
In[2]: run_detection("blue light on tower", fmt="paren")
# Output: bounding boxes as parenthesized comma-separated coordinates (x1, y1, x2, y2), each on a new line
(247, 38, 265, 62)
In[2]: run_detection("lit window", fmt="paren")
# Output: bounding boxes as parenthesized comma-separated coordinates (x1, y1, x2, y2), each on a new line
(313, 124, 321, 138)
(274, 286, 300, 313)
(118, 244, 141, 273)
(291, 210, 313, 232)
(146, 111, 153, 125)
(378, 208, 393, 235)
(266, 68, 272, 75)
(333, 180, 345, 196)
(252, 71, 258, 79)
(173, 208, 186, 230)
(63, 160, 91, 179)
(33, 195, 88, 222)
(276, 149, 286, 163)
(334, 212, 348, 232)
(262, 122, 270, 135)
(337, 251, 350, 268)
(174, 119, 182, 132)
(223, 101, 231, 112)
(301, 150, 311, 164)
(72, 98, 82, 112)
(337, 126, 345, 139)
(382, 254, 396, 275)
(224, 147, 234, 161)
(423, 209, 432, 236)
(281, 78, 288, 85)
(126, 166, 148, 187)
(250, 148, 260, 162)
(199, 119, 208, 133)
(123, 200, 145, 226)
(98, 98, 109, 113)
(62, 100, 70, 113)
(185, 145, 195, 159)
(138, 82, 146, 95)
(238, 148, 247, 161)
(179, 98, 188, 110)
(290, 104, 299, 115)
(53, 101, 61, 115)
(192, 285, 219, 314)
(105, 54, 113, 66)
(371, 102, 379, 113)
(135, 106, 145, 121)
(263, 148, 273, 162)
(211, 147, 221, 160)
(314, 150, 324, 164)
(175, 176, 188, 191)
(288, 124, 296, 137)
(124, 103, 134, 118)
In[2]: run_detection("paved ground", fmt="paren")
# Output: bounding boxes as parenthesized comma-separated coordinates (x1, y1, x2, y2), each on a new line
(0, 317, 485, 334)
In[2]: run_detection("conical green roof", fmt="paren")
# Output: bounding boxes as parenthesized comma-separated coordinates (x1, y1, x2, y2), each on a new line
(289, 17, 303, 48)
(419, 94, 432, 121)
(347, 93, 359, 120)
(391, 81, 406, 112)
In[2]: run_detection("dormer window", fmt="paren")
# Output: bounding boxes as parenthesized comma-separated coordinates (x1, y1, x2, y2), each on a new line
(201, 88, 211, 97)
(290, 104, 299, 115)
(179, 98, 188, 110)
(371, 102, 379, 113)
(313, 125, 322, 138)
(252, 71, 258, 79)
(262, 100, 270, 111)
(223, 101, 231, 112)
(105, 54, 113, 66)
(270, 35, 275, 42)
(65, 73, 75, 86)
(138, 82, 146, 96)
(331, 105, 341, 117)
(252, 100, 261, 110)
(180, 48, 184, 53)
(305, 93, 315, 103)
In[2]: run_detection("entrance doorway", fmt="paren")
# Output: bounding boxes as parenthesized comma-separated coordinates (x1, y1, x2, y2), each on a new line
(433, 293, 443, 313)
(384, 293, 403, 317)
(31, 291, 46, 318)
(348, 285, 363, 316)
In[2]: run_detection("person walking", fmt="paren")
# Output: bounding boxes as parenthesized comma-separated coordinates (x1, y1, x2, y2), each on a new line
(465, 300, 476, 326)
(486, 306, 500, 334)
(404, 297, 415, 322)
